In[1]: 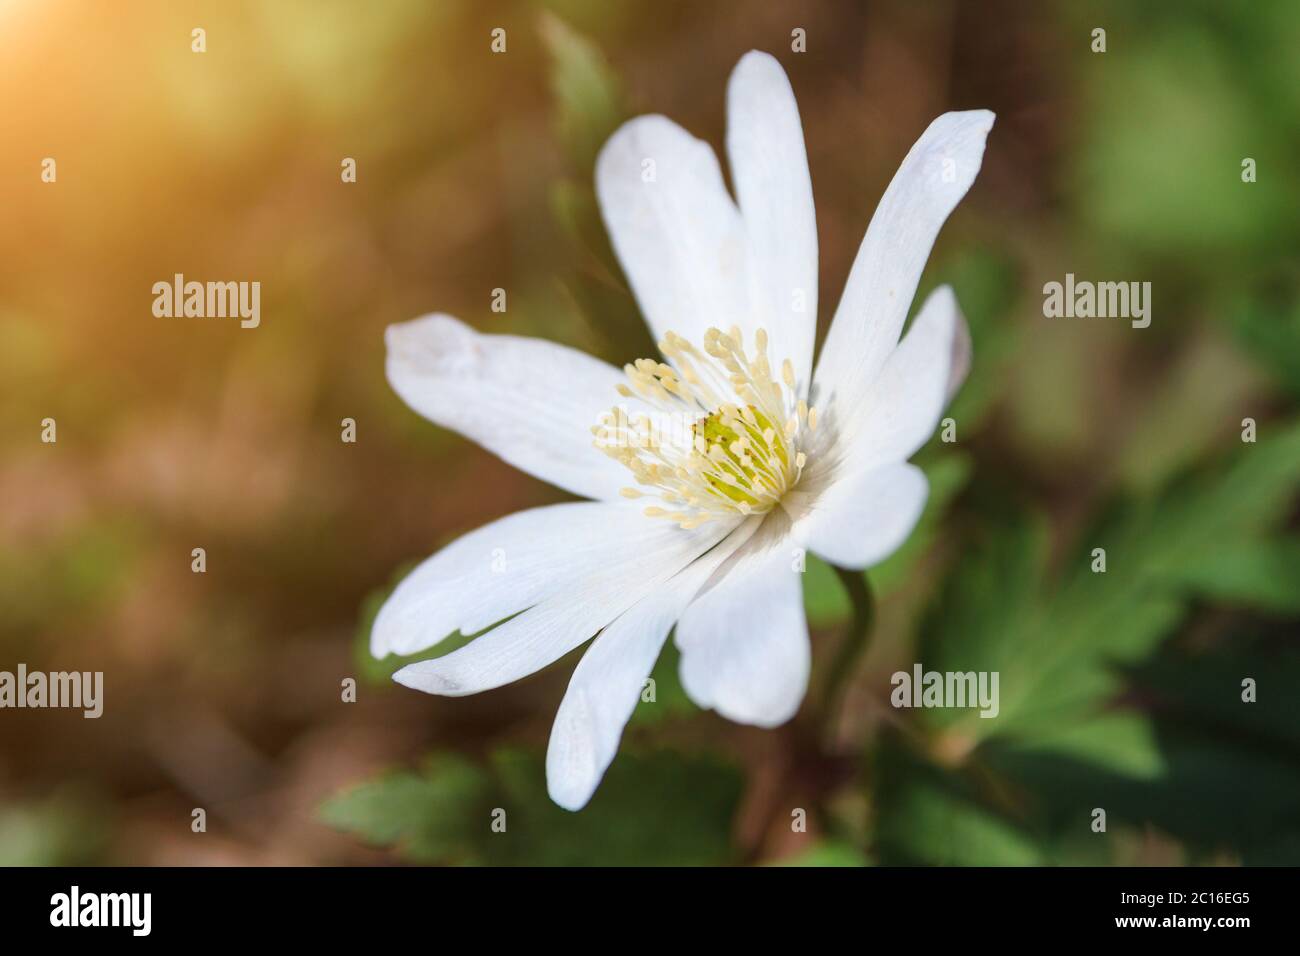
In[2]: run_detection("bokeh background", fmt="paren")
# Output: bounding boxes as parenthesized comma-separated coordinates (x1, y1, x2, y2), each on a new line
(1, 0, 1297, 865)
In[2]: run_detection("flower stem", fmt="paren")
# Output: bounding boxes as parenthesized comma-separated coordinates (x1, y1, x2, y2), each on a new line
(819, 566, 875, 731)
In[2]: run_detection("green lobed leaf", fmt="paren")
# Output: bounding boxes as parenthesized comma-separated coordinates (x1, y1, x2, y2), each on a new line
(919, 420, 1300, 749)
(873, 739, 1042, 866)
(321, 748, 744, 866)
(1154, 537, 1300, 613)
(319, 753, 493, 864)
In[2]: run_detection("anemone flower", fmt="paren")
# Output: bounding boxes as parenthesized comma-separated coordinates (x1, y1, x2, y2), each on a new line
(375, 50, 993, 810)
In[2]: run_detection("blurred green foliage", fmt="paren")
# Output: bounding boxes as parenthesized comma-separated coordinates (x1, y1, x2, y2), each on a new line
(321, 749, 742, 865)
(920, 422, 1300, 744)
(0, 792, 108, 866)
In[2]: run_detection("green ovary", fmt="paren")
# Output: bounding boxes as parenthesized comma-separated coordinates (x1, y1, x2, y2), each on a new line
(692, 405, 788, 507)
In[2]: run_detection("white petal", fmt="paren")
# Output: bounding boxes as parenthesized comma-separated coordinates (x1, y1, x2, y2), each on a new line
(837, 285, 971, 468)
(392, 520, 733, 697)
(812, 110, 993, 427)
(372, 501, 679, 658)
(385, 313, 632, 502)
(676, 519, 810, 727)
(544, 595, 678, 812)
(726, 51, 818, 385)
(792, 462, 929, 570)
(597, 115, 750, 351)
(546, 517, 761, 811)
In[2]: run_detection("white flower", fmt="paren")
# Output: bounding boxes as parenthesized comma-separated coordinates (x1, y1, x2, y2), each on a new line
(376, 51, 993, 810)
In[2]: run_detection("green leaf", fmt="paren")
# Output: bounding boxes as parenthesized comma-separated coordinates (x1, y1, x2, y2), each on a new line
(484, 749, 741, 865)
(995, 710, 1166, 781)
(322, 748, 744, 865)
(318, 754, 492, 864)
(917, 510, 1050, 724)
(985, 637, 1300, 867)
(873, 740, 1042, 866)
(887, 427, 1300, 865)
(0, 793, 108, 866)
(1130, 634, 1300, 754)
(539, 12, 624, 172)
(1155, 537, 1300, 613)
(1227, 289, 1300, 398)
(920, 420, 1300, 748)
(539, 17, 652, 362)
(773, 841, 870, 867)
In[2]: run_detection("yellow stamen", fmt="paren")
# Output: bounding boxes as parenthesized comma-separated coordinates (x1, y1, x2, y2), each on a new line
(594, 326, 813, 526)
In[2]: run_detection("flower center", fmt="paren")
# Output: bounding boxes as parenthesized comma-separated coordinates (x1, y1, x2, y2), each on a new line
(593, 326, 817, 529)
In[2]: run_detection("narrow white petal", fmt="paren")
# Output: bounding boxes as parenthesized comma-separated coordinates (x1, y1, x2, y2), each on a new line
(385, 313, 632, 502)
(812, 110, 993, 426)
(372, 501, 678, 658)
(838, 285, 971, 468)
(596, 115, 750, 350)
(392, 520, 733, 697)
(544, 596, 679, 812)
(793, 462, 929, 570)
(546, 517, 761, 811)
(726, 51, 818, 385)
(676, 519, 810, 727)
